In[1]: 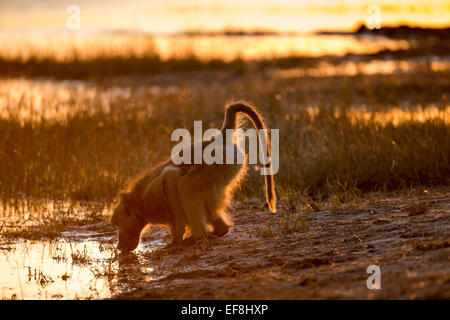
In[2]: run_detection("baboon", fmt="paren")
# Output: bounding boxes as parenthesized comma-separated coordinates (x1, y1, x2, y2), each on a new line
(110, 102, 276, 252)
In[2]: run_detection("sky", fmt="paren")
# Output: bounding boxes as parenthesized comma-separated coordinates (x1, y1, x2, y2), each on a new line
(0, 0, 449, 35)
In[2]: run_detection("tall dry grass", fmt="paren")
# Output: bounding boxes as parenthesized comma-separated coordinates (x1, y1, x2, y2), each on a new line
(0, 70, 449, 207)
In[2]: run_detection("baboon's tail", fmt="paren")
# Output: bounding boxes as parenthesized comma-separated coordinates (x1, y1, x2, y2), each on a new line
(221, 102, 277, 213)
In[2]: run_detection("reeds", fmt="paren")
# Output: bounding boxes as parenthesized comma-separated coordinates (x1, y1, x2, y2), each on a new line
(0, 70, 448, 206)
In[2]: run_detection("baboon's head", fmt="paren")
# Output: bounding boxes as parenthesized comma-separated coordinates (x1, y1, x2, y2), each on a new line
(110, 193, 147, 253)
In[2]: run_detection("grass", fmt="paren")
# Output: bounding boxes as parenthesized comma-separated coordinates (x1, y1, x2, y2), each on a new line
(0, 48, 445, 80)
(0, 38, 448, 80)
(0, 200, 109, 240)
(403, 201, 430, 216)
(0, 24, 448, 80)
(27, 267, 54, 288)
(0, 54, 249, 79)
(70, 245, 91, 266)
(0, 69, 448, 211)
(259, 211, 309, 238)
(1, 46, 449, 81)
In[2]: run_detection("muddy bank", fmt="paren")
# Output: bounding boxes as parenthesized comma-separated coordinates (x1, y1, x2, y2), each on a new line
(115, 188, 450, 299)
(1, 189, 448, 299)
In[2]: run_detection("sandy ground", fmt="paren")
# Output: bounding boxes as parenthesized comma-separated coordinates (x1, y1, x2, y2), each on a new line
(115, 188, 450, 299)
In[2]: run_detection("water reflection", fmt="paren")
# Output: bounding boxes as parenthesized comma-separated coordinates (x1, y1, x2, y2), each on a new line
(0, 197, 167, 299)
(0, 33, 410, 61)
(0, 239, 116, 299)
(274, 59, 450, 78)
(0, 232, 166, 299)
(303, 105, 450, 126)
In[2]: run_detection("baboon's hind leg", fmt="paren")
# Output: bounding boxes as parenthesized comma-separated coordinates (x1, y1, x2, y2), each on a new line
(177, 163, 242, 243)
(211, 216, 231, 237)
(205, 164, 243, 238)
(162, 166, 187, 244)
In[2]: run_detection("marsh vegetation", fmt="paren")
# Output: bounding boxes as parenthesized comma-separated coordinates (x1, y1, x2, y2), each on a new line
(0, 24, 449, 299)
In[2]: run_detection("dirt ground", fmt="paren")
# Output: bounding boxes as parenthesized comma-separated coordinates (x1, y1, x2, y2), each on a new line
(113, 188, 450, 300)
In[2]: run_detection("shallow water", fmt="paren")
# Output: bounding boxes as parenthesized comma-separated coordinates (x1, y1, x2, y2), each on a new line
(0, 226, 166, 300)
(0, 33, 410, 62)
(0, 239, 114, 299)
(274, 59, 450, 78)
(0, 198, 168, 300)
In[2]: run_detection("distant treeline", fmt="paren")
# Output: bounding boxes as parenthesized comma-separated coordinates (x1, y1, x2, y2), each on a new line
(317, 24, 450, 39)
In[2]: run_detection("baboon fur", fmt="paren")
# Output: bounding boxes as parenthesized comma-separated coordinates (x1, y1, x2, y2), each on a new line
(110, 102, 276, 252)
